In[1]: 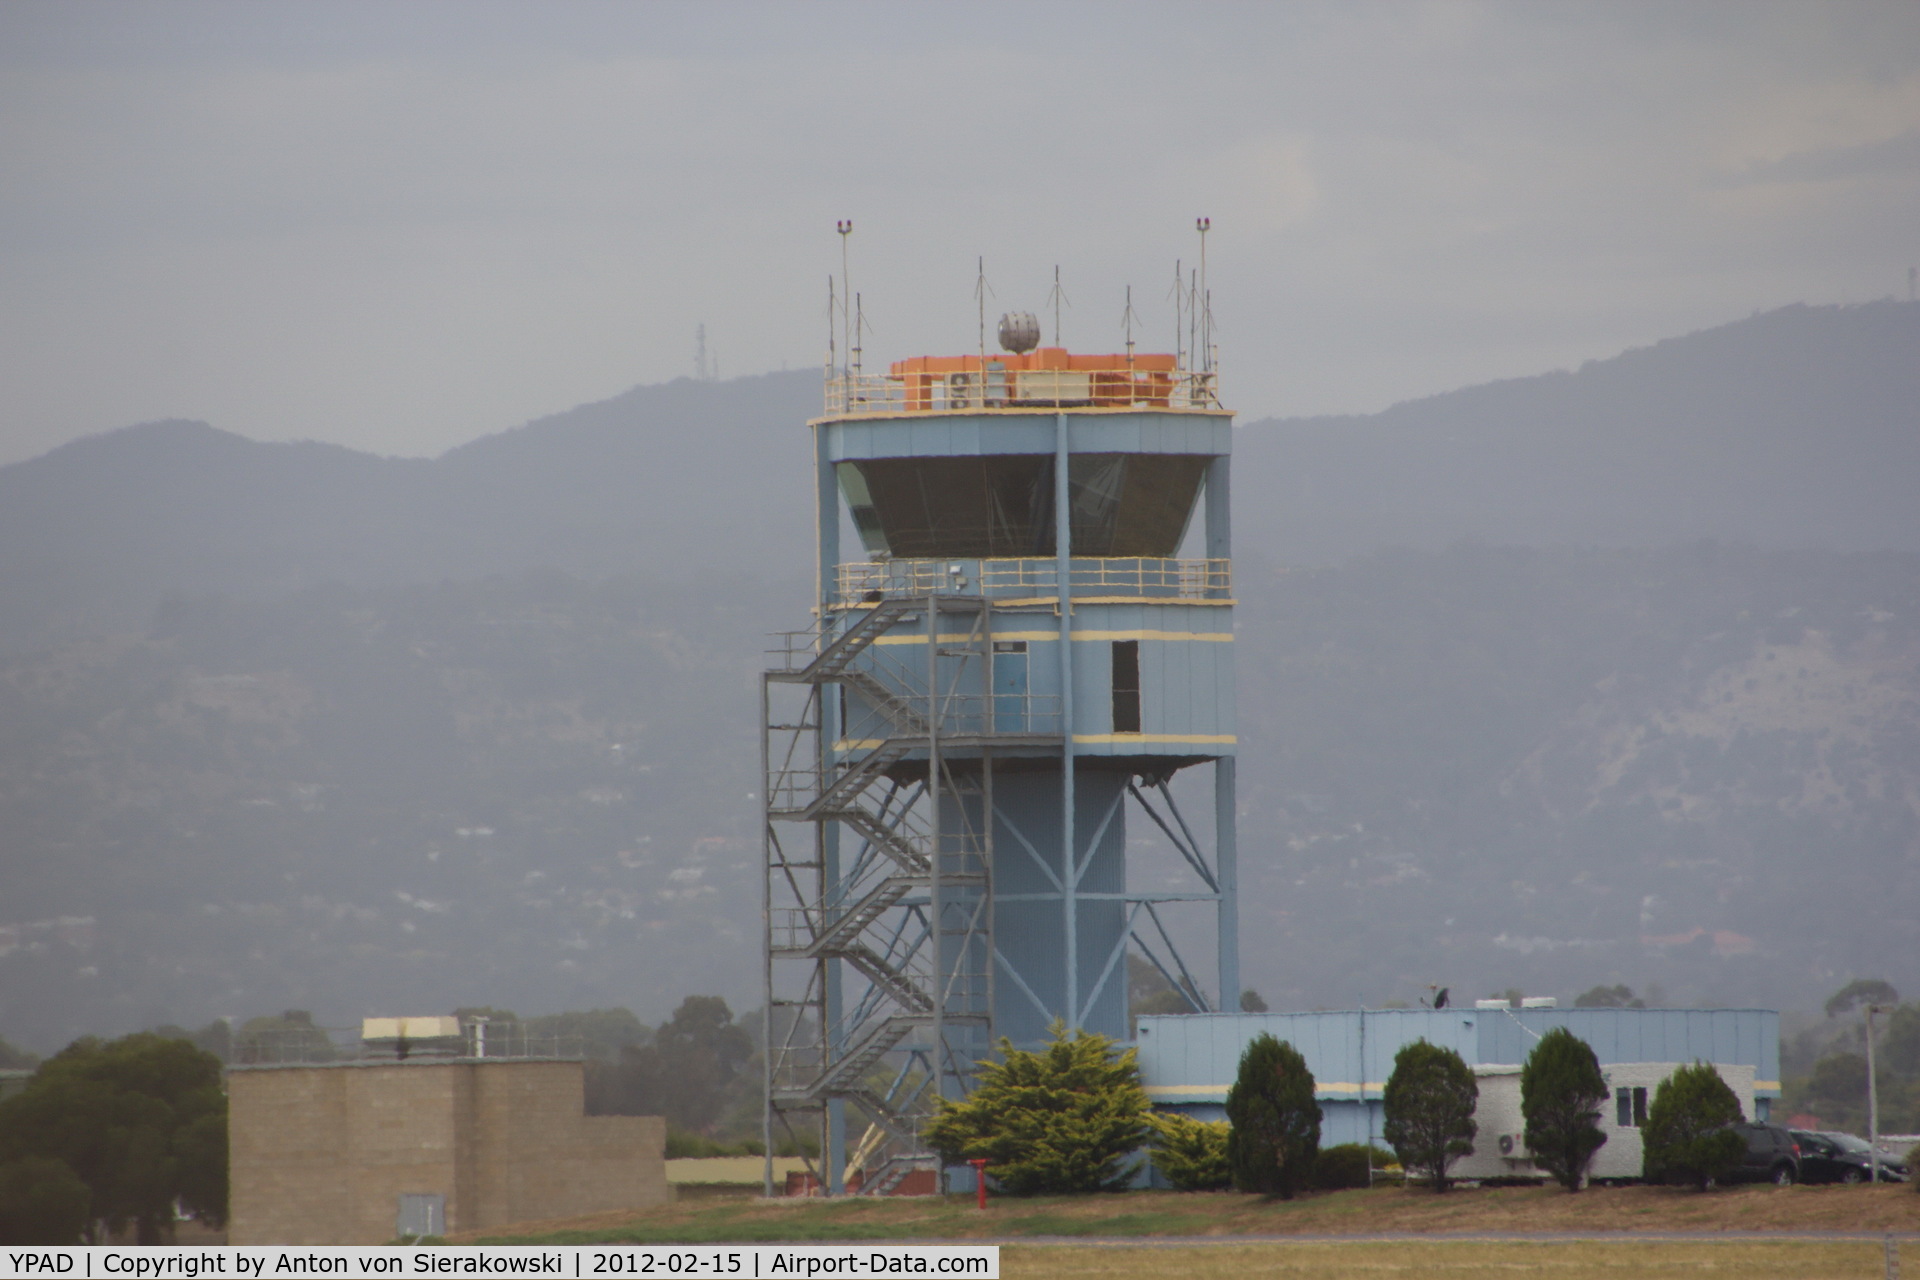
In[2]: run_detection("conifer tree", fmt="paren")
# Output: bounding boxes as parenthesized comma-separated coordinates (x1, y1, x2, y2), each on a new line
(1641, 1061, 1745, 1190)
(1382, 1039, 1478, 1192)
(1225, 1033, 1321, 1199)
(922, 1021, 1149, 1196)
(1520, 1027, 1608, 1191)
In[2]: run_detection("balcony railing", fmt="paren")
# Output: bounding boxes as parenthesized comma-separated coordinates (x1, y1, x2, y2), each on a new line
(822, 367, 1221, 416)
(834, 557, 1229, 607)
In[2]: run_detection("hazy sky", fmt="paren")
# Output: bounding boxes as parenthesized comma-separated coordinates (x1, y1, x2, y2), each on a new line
(1, 1, 1916, 465)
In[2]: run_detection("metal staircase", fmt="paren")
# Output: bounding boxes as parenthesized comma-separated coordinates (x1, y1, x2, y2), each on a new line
(763, 592, 1053, 1195)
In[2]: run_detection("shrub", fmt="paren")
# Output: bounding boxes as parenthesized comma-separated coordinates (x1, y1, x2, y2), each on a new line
(1520, 1027, 1609, 1191)
(1382, 1040, 1478, 1193)
(1314, 1143, 1394, 1190)
(1225, 1034, 1322, 1199)
(1147, 1113, 1231, 1191)
(664, 1131, 765, 1158)
(0, 1157, 90, 1245)
(1641, 1061, 1745, 1191)
(922, 1020, 1149, 1196)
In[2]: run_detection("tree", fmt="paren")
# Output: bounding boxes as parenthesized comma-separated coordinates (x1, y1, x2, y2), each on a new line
(1825, 979, 1898, 1019)
(1128, 956, 1205, 1026)
(1641, 1061, 1745, 1191)
(586, 997, 753, 1134)
(1239, 990, 1270, 1013)
(1225, 1033, 1321, 1199)
(1146, 1113, 1231, 1191)
(923, 1021, 1150, 1196)
(0, 1033, 226, 1242)
(1382, 1040, 1477, 1192)
(522, 1007, 650, 1061)
(1520, 1027, 1608, 1191)
(0, 1157, 91, 1245)
(233, 1010, 333, 1064)
(0, 1036, 39, 1071)
(1574, 984, 1645, 1009)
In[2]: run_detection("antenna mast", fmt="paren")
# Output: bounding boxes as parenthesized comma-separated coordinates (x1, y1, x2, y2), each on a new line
(1122, 285, 1137, 370)
(1170, 258, 1184, 369)
(1046, 265, 1070, 348)
(1188, 268, 1198, 379)
(825, 276, 836, 382)
(975, 257, 990, 369)
(1196, 217, 1212, 374)
(837, 219, 853, 400)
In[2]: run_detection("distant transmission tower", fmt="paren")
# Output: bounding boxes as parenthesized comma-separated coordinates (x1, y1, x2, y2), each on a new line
(696, 324, 710, 381)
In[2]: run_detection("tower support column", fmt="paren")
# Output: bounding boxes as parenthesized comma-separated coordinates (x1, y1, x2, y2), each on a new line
(1205, 453, 1238, 1009)
(1054, 410, 1078, 1032)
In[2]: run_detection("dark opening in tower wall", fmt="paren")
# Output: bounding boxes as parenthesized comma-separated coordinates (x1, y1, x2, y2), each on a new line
(1111, 639, 1141, 734)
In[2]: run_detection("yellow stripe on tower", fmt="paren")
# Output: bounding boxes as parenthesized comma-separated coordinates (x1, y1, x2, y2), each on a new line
(873, 630, 1234, 645)
(1074, 733, 1237, 745)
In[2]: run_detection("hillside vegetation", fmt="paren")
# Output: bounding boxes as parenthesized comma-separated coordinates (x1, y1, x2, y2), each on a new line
(1, 302, 1917, 1047)
(1, 545, 1914, 1047)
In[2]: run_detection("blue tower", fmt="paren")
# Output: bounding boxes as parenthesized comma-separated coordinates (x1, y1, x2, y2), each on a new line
(762, 291, 1237, 1195)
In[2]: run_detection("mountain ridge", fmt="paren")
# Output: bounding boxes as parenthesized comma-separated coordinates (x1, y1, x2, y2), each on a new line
(1, 301, 1918, 1048)
(1236, 299, 1920, 563)
(3, 300, 1913, 658)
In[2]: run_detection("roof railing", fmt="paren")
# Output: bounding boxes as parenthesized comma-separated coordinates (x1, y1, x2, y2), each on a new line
(823, 366, 1221, 416)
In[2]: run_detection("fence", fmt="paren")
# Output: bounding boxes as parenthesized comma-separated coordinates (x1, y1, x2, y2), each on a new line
(823, 367, 1221, 416)
(834, 557, 1229, 606)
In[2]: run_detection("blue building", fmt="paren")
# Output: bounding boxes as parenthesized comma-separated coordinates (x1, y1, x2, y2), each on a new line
(1136, 1006, 1782, 1147)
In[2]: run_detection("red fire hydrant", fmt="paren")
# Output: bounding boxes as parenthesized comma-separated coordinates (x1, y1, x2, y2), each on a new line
(968, 1158, 990, 1209)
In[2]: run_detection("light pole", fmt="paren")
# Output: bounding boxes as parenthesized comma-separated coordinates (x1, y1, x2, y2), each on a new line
(1865, 1003, 1886, 1184)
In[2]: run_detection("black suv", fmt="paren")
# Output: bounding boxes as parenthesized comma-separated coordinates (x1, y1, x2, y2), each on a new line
(1724, 1121, 1801, 1185)
(1790, 1129, 1913, 1183)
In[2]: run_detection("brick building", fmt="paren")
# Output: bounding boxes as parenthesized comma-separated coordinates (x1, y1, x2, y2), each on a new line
(228, 1057, 668, 1244)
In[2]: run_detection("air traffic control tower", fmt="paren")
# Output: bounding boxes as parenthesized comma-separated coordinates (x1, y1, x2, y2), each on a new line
(762, 289, 1237, 1196)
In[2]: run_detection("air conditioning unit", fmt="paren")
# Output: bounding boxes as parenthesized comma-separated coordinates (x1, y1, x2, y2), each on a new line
(1497, 1133, 1530, 1158)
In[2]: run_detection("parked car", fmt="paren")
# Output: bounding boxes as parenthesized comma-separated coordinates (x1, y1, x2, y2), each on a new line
(1723, 1121, 1801, 1185)
(1789, 1130, 1911, 1183)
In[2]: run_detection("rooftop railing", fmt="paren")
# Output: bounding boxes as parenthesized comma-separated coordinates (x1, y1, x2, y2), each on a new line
(226, 1026, 587, 1065)
(834, 557, 1230, 607)
(823, 366, 1221, 416)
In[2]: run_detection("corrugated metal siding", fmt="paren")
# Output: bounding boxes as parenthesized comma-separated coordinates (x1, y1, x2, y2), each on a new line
(1138, 1007, 1782, 1104)
(1475, 1008, 1780, 1095)
(1137, 1009, 1480, 1102)
(826, 412, 1231, 461)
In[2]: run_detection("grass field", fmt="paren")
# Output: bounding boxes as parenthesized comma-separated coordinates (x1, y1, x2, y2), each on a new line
(457, 1182, 1920, 1245)
(997, 1239, 1889, 1279)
